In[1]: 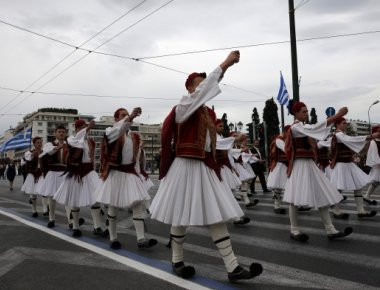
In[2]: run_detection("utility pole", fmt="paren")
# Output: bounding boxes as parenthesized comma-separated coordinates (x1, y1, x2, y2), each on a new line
(288, 0, 300, 102)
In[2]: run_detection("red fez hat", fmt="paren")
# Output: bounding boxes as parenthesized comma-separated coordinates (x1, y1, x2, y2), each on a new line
(372, 125, 380, 134)
(114, 108, 127, 120)
(292, 102, 307, 114)
(334, 117, 346, 126)
(74, 119, 86, 129)
(185, 72, 206, 90)
(215, 119, 223, 125)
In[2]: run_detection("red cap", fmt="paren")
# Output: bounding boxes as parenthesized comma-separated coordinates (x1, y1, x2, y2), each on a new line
(114, 108, 127, 120)
(292, 102, 307, 114)
(372, 125, 380, 134)
(74, 119, 86, 129)
(185, 72, 206, 90)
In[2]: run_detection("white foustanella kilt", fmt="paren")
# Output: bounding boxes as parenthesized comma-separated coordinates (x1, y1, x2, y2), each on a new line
(368, 165, 380, 183)
(243, 163, 256, 179)
(283, 159, 343, 208)
(330, 162, 371, 191)
(21, 173, 44, 194)
(267, 162, 288, 190)
(96, 170, 150, 208)
(149, 157, 244, 227)
(324, 166, 332, 180)
(234, 163, 253, 182)
(141, 175, 154, 191)
(37, 171, 66, 197)
(220, 166, 241, 190)
(54, 171, 101, 207)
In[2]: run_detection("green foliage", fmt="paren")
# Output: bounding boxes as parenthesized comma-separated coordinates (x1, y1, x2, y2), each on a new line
(310, 108, 318, 124)
(263, 98, 280, 147)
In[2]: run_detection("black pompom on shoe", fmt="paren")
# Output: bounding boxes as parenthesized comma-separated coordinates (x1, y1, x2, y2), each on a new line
(47, 221, 55, 228)
(327, 227, 353, 240)
(79, 218, 85, 226)
(246, 199, 259, 209)
(93, 227, 109, 237)
(228, 263, 263, 283)
(358, 211, 377, 218)
(298, 206, 312, 212)
(333, 213, 349, 220)
(363, 198, 377, 205)
(233, 217, 250, 225)
(42, 212, 49, 217)
(32, 212, 38, 218)
(274, 208, 286, 215)
(290, 233, 309, 242)
(172, 262, 196, 279)
(110, 240, 122, 249)
(137, 238, 158, 249)
(72, 229, 82, 237)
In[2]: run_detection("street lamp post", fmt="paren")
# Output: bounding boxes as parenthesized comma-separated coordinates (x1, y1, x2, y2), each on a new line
(150, 135, 155, 174)
(228, 122, 234, 132)
(368, 100, 379, 133)
(237, 121, 243, 133)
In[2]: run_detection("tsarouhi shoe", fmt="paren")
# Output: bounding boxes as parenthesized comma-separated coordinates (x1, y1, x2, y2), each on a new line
(333, 213, 349, 220)
(327, 227, 353, 240)
(228, 263, 263, 283)
(274, 208, 286, 215)
(137, 238, 158, 249)
(32, 212, 38, 218)
(233, 217, 250, 225)
(363, 198, 377, 205)
(245, 199, 259, 209)
(47, 221, 55, 228)
(358, 211, 377, 218)
(290, 233, 309, 242)
(42, 212, 49, 217)
(69, 218, 85, 229)
(110, 240, 122, 249)
(172, 262, 195, 279)
(72, 229, 82, 237)
(298, 206, 312, 212)
(93, 227, 109, 237)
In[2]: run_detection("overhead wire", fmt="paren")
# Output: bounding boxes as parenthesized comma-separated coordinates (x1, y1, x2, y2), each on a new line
(0, 0, 146, 112)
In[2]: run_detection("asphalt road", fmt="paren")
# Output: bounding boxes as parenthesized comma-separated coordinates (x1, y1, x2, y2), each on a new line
(0, 176, 379, 289)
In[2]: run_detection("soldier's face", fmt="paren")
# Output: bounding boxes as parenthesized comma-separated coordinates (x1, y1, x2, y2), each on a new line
(55, 129, 66, 140)
(216, 123, 224, 133)
(115, 110, 129, 122)
(34, 139, 42, 150)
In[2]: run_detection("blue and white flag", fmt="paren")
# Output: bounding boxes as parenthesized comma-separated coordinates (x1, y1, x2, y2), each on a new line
(276, 72, 289, 106)
(0, 127, 32, 153)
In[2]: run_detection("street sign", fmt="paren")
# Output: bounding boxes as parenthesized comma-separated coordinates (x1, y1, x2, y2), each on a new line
(325, 107, 335, 117)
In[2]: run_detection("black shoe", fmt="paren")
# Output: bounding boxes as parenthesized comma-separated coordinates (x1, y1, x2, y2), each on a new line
(363, 198, 377, 205)
(10, 188, 13, 191)
(137, 238, 158, 249)
(246, 199, 259, 209)
(358, 211, 377, 218)
(263, 190, 271, 193)
(327, 227, 353, 240)
(69, 223, 73, 229)
(29, 198, 32, 204)
(42, 212, 49, 217)
(234, 196, 242, 201)
(247, 193, 253, 197)
(172, 262, 196, 279)
(233, 217, 250, 225)
(274, 208, 286, 215)
(47, 221, 55, 228)
(290, 233, 309, 242)
(298, 206, 312, 212)
(93, 227, 109, 237)
(110, 240, 122, 249)
(342, 195, 347, 201)
(72, 229, 82, 237)
(32, 212, 38, 218)
(228, 263, 263, 283)
(79, 218, 85, 226)
(333, 213, 349, 220)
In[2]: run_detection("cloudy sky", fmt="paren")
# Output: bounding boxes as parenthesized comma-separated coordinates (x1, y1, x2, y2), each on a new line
(0, 0, 380, 134)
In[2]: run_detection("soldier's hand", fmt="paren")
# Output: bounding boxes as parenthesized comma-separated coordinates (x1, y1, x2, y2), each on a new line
(88, 120, 96, 129)
(226, 50, 240, 66)
(129, 107, 142, 121)
(337, 107, 348, 117)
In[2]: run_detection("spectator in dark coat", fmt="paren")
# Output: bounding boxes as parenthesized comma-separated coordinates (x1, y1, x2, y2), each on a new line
(250, 140, 271, 193)
(5, 161, 17, 190)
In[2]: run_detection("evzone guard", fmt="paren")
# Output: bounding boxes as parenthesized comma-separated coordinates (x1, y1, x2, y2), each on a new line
(150, 51, 263, 282)
(54, 120, 108, 237)
(95, 107, 157, 250)
(283, 101, 353, 242)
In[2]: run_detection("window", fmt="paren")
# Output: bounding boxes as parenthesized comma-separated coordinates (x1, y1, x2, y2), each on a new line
(37, 130, 43, 134)
(38, 122, 43, 126)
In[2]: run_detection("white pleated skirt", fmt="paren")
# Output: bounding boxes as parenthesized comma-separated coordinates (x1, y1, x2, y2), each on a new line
(37, 171, 66, 197)
(141, 175, 155, 191)
(149, 157, 244, 226)
(221, 166, 241, 190)
(96, 170, 150, 208)
(54, 171, 101, 207)
(283, 159, 342, 208)
(243, 163, 256, 179)
(330, 162, 371, 191)
(267, 162, 288, 190)
(21, 173, 44, 195)
(369, 165, 380, 183)
(324, 166, 332, 180)
(234, 163, 252, 182)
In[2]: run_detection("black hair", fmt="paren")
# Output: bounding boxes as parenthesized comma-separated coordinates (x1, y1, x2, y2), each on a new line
(55, 125, 66, 132)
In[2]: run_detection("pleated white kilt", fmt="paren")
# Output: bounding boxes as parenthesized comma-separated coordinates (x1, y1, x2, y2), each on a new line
(369, 166, 380, 182)
(142, 176, 155, 191)
(324, 166, 332, 180)
(234, 163, 252, 182)
(149, 157, 244, 226)
(330, 162, 371, 191)
(283, 159, 342, 208)
(37, 171, 66, 197)
(21, 173, 44, 194)
(243, 163, 256, 179)
(267, 162, 288, 190)
(96, 170, 150, 208)
(221, 166, 241, 190)
(54, 171, 101, 207)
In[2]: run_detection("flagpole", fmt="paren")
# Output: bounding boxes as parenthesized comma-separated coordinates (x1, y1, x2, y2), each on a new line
(281, 105, 285, 132)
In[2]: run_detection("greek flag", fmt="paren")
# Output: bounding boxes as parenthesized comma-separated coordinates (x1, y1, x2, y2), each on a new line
(0, 127, 32, 153)
(276, 72, 289, 106)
